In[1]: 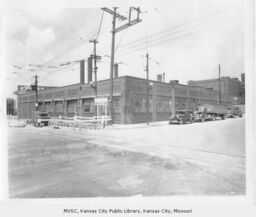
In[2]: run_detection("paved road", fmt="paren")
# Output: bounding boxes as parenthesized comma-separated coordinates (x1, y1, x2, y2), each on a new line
(8, 118, 245, 197)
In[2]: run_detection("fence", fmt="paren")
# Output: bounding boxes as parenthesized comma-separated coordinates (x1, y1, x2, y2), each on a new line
(48, 115, 112, 130)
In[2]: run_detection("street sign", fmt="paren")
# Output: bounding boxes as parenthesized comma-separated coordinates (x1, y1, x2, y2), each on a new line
(95, 97, 108, 106)
(18, 85, 32, 92)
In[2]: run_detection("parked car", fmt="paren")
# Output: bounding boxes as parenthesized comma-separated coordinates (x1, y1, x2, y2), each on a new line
(227, 106, 243, 118)
(31, 111, 50, 127)
(169, 110, 194, 125)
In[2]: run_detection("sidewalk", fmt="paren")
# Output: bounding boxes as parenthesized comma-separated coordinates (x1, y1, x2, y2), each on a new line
(105, 121, 168, 130)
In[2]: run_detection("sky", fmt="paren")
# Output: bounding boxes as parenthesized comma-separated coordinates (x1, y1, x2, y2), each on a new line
(1, 0, 245, 98)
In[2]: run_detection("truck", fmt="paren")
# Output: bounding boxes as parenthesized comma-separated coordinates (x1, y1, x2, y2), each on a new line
(194, 104, 228, 122)
(227, 106, 243, 118)
(31, 111, 50, 127)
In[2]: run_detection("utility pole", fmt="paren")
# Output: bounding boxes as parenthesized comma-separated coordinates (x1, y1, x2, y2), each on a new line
(109, 7, 117, 124)
(219, 64, 221, 104)
(32, 75, 38, 111)
(146, 53, 149, 125)
(102, 7, 142, 124)
(89, 39, 99, 96)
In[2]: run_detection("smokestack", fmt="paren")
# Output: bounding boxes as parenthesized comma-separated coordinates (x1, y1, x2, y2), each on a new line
(87, 57, 92, 83)
(163, 73, 165, 82)
(157, 74, 162, 82)
(80, 60, 85, 84)
(114, 63, 118, 78)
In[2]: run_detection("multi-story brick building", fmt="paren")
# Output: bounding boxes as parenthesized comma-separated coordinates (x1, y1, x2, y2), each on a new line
(188, 74, 245, 104)
(6, 98, 16, 115)
(15, 76, 232, 124)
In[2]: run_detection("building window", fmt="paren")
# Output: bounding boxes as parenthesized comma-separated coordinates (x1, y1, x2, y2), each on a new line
(84, 105, 90, 112)
(67, 99, 78, 113)
(82, 98, 94, 113)
(55, 101, 63, 112)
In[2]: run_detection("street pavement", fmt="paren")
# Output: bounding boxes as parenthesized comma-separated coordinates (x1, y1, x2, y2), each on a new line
(7, 117, 245, 197)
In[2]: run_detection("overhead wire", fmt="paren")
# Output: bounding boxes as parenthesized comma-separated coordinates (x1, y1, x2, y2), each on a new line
(43, 11, 110, 66)
(117, 6, 242, 54)
(119, 5, 241, 49)
(96, 10, 105, 40)
(115, 28, 128, 53)
(60, 12, 83, 40)
(119, 12, 242, 56)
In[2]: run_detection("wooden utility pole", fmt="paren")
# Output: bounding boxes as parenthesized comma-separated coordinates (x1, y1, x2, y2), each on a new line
(146, 53, 149, 125)
(219, 64, 221, 104)
(102, 7, 142, 124)
(89, 39, 99, 96)
(109, 7, 117, 124)
(33, 75, 38, 111)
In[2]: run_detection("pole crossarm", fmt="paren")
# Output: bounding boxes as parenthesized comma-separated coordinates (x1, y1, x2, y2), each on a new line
(101, 7, 127, 21)
(90, 55, 102, 60)
(114, 18, 142, 33)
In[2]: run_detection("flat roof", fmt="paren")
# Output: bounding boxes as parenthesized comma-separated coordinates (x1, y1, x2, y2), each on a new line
(15, 75, 230, 96)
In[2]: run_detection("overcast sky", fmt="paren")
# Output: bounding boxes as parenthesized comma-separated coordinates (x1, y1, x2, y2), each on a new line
(2, 0, 244, 98)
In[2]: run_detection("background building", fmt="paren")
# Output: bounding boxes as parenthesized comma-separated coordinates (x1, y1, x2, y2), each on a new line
(240, 73, 245, 104)
(15, 76, 232, 124)
(6, 98, 16, 115)
(188, 74, 245, 105)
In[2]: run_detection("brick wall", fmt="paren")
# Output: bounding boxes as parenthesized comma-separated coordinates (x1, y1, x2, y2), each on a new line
(16, 76, 233, 123)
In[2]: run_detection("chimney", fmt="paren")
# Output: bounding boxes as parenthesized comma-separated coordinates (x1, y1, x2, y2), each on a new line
(87, 57, 92, 83)
(157, 74, 163, 82)
(163, 73, 165, 82)
(80, 60, 85, 84)
(114, 63, 118, 78)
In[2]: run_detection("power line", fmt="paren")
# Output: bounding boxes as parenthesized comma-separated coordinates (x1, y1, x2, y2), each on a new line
(117, 6, 242, 52)
(119, 14, 242, 56)
(42, 16, 110, 66)
(96, 10, 105, 40)
(115, 28, 128, 52)
(120, 14, 241, 54)
(60, 12, 83, 40)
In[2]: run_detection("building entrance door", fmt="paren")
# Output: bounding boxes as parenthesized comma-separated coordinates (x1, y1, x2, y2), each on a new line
(95, 97, 109, 126)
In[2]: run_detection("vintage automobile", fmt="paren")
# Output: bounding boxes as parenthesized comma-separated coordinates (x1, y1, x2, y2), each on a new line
(227, 106, 243, 118)
(31, 111, 50, 127)
(169, 110, 194, 125)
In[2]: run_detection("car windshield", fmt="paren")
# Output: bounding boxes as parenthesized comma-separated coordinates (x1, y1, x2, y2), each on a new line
(197, 107, 205, 112)
(39, 114, 48, 117)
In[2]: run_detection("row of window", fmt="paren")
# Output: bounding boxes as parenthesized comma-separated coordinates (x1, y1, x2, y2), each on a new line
(36, 97, 122, 114)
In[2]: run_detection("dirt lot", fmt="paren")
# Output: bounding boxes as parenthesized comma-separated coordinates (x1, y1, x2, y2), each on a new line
(8, 117, 245, 198)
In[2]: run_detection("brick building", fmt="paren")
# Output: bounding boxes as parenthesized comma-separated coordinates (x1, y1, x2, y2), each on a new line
(240, 73, 245, 104)
(15, 76, 232, 124)
(6, 98, 16, 115)
(188, 74, 245, 104)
